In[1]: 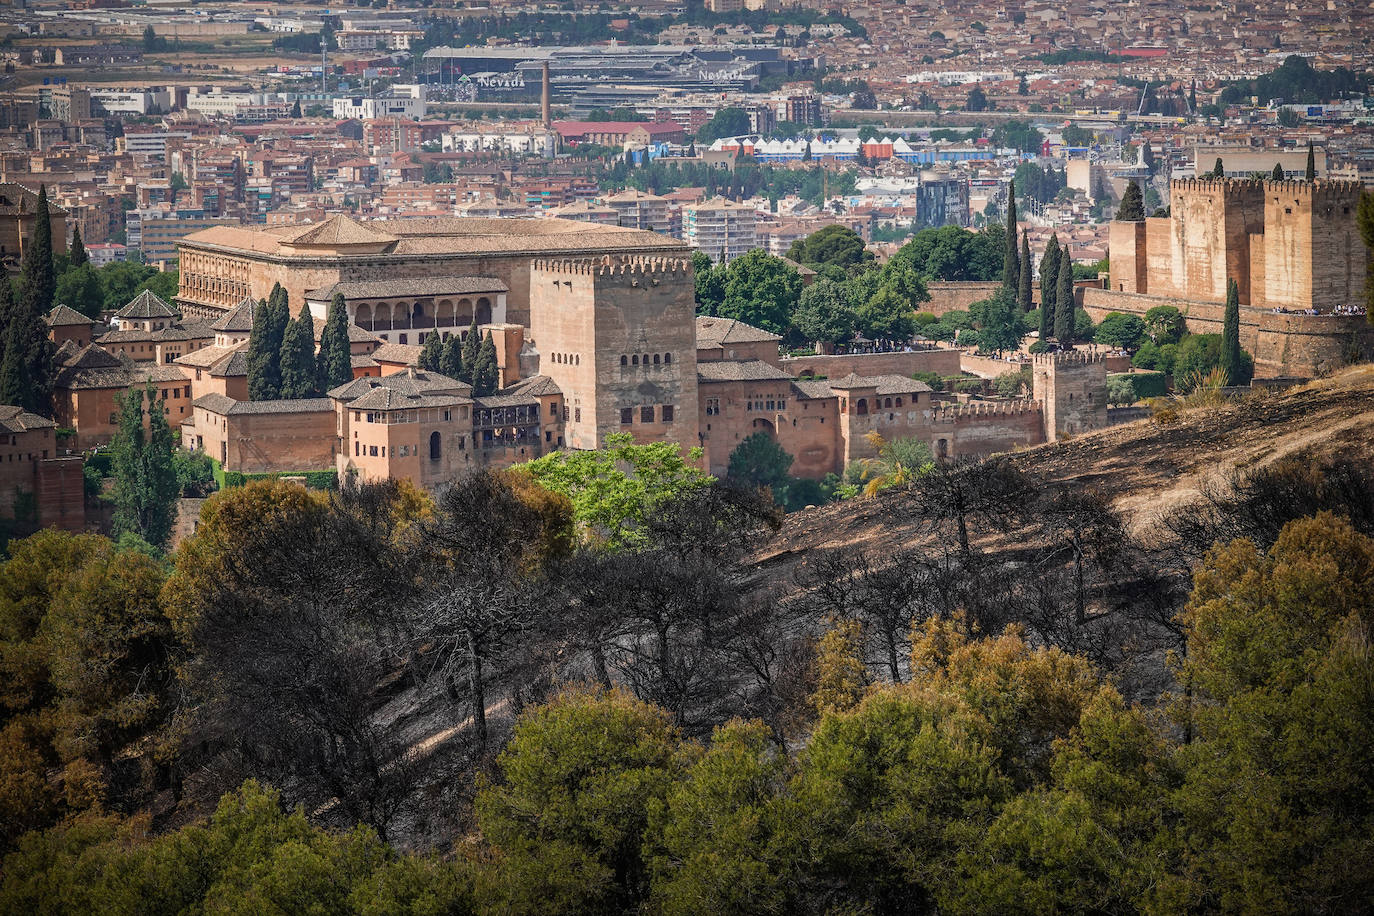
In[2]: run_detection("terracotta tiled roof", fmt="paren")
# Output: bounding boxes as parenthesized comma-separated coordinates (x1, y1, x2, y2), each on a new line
(697, 359, 795, 382)
(45, 304, 97, 327)
(329, 367, 470, 401)
(210, 297, 257, 332)
(192, 394, 334, 415)
(0, 405, 55, 432)
(116, 289, 178, 320)
(308, 276, 508, 301)
(695, 316, 782, 348)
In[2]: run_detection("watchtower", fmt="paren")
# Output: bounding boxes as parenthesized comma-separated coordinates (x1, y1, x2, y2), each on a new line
(1032, 351, 1107, 442)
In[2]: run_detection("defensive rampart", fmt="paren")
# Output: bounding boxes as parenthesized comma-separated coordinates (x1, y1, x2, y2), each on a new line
(782, 347, 961, 380)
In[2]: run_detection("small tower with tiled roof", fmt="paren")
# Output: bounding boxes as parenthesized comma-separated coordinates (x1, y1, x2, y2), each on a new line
(45, 303, 99, 349)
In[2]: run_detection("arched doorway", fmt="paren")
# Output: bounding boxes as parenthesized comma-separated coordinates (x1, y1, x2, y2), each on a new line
(429, 431, 441, 461)
(751, 418, 776, 436)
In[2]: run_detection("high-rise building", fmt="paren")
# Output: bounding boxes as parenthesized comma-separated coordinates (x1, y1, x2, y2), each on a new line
(684, 200, 757, 262)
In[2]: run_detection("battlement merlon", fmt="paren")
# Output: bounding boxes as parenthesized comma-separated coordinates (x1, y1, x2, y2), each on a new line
(1165, 177, 1364, 199)
(1031, 350, 1106, 368)
(532, 255, 693, 283)
(929, 398, 1042, 422)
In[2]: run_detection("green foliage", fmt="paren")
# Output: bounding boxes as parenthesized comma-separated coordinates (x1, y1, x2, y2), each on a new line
(461, 320, 482, 385)
(992, 120, 1043, 153)
(54, 263, 103, 319)
(246, 294, 282, 400)
(695, 107, 752, 142)
(110, 386, 178, 549)
(1116, 182, 1146, 221)
(278, 302, 318, 399)
(20, 186, 55, 323)
(440, 334, 464, 381)
(1143, 304, 1187, 344)
(718, 249, 803, 335)
(793, 278, 857, 346)
(68, 225, 87, 268)
(889, 224, 1004, 282)
(973, 287, 1025, 353)
(994, 366, 1032, 398)
(1220, 278, 1244, 385)
(1014, 162, 1067, 204)
(472, 332, 500, 396)
(1094, 312, 1147, 350)
(1305, 142, 1317, 182)
(727, 432, 793, 494)
(317, 292, 353, 394)
(1217, 54, 1371, 107)
(0, 530, 173, 849)
(786, 224, 873, 273)
(476, 688, 686, 914)
(172, 447, 215, 497)
(521, 434, 712, 549)
(1106, 374, 1138, 406)
(1108, 371, 1166, 403)
(1054, 247, 1075, 342)
(1358, 191, 1374, 314)
(419, 332, 444, 373)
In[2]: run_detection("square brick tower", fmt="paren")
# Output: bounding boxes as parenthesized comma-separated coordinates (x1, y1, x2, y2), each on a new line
(528, 255, 699, 452)
(1033, 351, 1108, 441)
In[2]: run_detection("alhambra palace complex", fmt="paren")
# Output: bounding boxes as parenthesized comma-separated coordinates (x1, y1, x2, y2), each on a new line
(7, 177, 1369, 516)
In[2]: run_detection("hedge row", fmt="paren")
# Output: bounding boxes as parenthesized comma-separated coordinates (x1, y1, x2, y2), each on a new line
(210, 458, 337, 492)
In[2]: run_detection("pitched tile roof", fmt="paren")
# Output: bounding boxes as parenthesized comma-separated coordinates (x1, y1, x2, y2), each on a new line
(368, 342, 422, 365)
(210, 297, 257, 332)
(308, 276, 508, 301)
(695, 316, 781, 348)
(347, 386, 468, 410)
(329, 367, 471, 401)
(54, 344, 188, 390)
(116, 289, 178, 320)
(45, 304, 98, 327)
(0, 405, 55, 432)
(192, 394, 335, 415)
(697, 359, 795, 382)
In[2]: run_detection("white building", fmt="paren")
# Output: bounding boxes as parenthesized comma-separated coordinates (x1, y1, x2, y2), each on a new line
(332, 94, 427, 121)
(684, 200, 757, 262)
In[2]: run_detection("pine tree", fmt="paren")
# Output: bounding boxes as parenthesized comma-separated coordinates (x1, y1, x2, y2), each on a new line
(1116, 182, 1146, 221)
(316, 292, 352, 393)
(1220, 278, 1242, 385)
(1002, 181, 1019, 292)
(1018, 230, 1033, 312)
(1305, 142, 1316, 182)
(440, 335, 463, 381)
(461, 319, 481, 384)
(110, 385, 178, 550)
(1054, 246, 1075, 344)
(419, 332, 443, 372)
(69, 224, 88, 268)
(1271, 162, 1285, 181)
(278, 302, 318, 399)
(473, 332, 500, 396)
(246, 298, 281, 400)
(1039, 234, 1060, 342)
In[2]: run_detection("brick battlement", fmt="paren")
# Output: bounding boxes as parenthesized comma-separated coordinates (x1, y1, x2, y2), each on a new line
(1167, 177, 1363, 200)
(1032, 350, 1105, 369)
(532, 254, 692, 279)
(1170, 177, 1264, 193)
(930, 398, 1041, 423)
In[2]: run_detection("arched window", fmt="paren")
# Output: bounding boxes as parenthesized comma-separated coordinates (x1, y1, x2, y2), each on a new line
(884, 397, 892, 408)
(632, 355, 639, 365)
(642, 353, 650, 365)
(429, 431, 441, 461)
(621, 355, 628, 366)
(895, 398, 902, 407)
(856, 399, 868, 415)
(664, 353, 672, 364)
(574, 355, 580, 365)
(653, 354, 660, 364)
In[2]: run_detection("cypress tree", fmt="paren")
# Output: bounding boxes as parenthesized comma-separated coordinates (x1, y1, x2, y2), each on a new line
(1054, 246, 1075, 344)
(20, 184, 55, 319)
(0, 320, 29, 409)
(473, 331, 500, 396)
(440, 334, 463, 381)
(1002, 181, 1018, 291)
(316, 292, 352, 393)
(246, 298, 280, 400)
(1220, 278, 1242, 385)
(278, 301, 318, 399)
(1305, 142, 1316, 181)
(1018, 230, 1033, 312)
(1271, 162, 1285, 181)
(460, 318, 481, 384)
(1211, 157, 1224, 179)
(1116, 182, 1145, 221)
(69, 224, 88, 267)
(419, 331, 443, 372)
(1039, 234, 1059, 342)
(110, 385, 178, 549)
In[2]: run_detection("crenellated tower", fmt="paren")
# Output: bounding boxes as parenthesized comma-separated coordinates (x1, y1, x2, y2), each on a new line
(1032, 351, 1107, 441)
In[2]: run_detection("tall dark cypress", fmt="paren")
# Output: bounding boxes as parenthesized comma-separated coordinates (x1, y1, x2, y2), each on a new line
(1054, 246, 1075, 344)
(1305, 142, 1316, 182)
(15, 186, 55, 414)
(278, 301, 318, 399)
(1039, 234, 1060, 343)
(460, 318, 481, 385)
(473, 331, 500, 396)
(316, 292, 352, 393)
(247, 296, 282, 400)
(1018, 230, 1033, 312)
(419, 332, 443, 372)
(20, 185, 55, 318)
(0, 319, 29, 409)
(1220, 278, 1242, 385)
(69, 224, 88, 267)
(440, 335, 463, 381)
(1002, 180, 1018, 292)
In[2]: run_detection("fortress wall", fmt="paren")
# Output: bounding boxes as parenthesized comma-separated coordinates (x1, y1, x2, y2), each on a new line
(1082, 288, 1374, 377)
(928, 400, 1045, 458)
(1108, 221, 1147, 293)
(782, 348, 961, 380)
(923, 281, 1004, 316)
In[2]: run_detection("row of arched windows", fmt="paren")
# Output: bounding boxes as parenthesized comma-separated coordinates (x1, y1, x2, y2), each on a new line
(620, 352, 673, 367)
(553, 352, 580, 366)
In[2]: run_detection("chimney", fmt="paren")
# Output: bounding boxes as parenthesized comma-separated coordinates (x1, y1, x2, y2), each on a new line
(541, 61, 551, 130)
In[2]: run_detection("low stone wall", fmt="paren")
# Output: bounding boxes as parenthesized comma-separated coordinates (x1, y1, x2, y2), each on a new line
(782, 347, 961, 380)
(1081, 287, 1374, 377)
(924, 281, 1003, 316)
(1107, 406, 1152, 425)
(960, 353, 1030, 378)
(928, 400, 1045, 458)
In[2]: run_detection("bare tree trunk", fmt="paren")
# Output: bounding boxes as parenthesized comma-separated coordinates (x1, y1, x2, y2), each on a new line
(468, 630, 486, 752)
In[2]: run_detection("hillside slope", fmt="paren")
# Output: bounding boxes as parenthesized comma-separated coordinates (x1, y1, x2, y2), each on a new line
(754, 365, 1374, 578)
